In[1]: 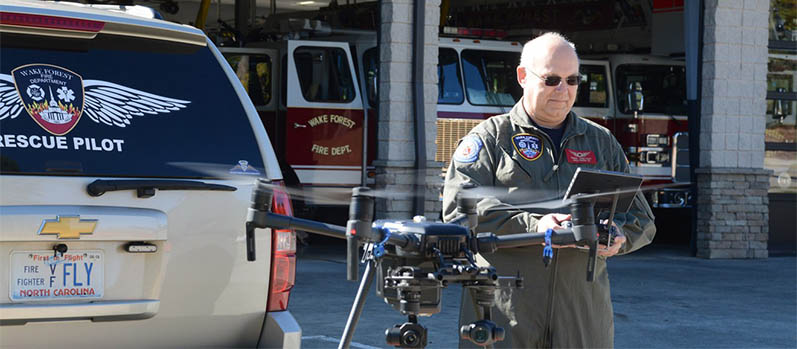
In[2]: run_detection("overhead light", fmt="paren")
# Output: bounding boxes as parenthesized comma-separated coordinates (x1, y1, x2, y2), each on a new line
(297, 1, 316, 5)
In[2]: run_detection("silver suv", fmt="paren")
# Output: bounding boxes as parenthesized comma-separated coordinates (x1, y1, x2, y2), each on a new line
(0, 1, 301, 347)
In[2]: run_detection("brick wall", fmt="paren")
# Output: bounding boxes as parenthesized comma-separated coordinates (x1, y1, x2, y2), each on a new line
(696, 168, 770, 258)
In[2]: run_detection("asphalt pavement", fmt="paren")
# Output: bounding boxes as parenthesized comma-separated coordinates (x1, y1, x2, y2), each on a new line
(290, 242, 796, 348)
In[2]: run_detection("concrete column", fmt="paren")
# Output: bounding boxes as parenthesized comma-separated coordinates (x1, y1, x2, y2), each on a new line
(696, 0, 771, 258)
(375, 0, 442, 220)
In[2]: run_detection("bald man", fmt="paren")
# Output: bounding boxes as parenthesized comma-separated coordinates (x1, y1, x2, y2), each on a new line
(442, 33, 656, 348)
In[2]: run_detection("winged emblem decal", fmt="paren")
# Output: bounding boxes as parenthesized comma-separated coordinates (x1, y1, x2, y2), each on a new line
(565, 148, 597, 164)
(0, 64, 190, 135)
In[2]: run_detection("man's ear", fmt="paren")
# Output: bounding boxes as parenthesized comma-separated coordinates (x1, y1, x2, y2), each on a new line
(516, 66, 526, 86)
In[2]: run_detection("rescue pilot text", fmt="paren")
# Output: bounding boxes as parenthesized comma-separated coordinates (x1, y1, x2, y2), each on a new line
(0, 134, 124, 152)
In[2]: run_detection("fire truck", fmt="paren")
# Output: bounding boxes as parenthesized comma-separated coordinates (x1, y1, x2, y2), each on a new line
(216, 22, 690, 220)
(573, 54, 691, 208)
(217, 25, 525, 219)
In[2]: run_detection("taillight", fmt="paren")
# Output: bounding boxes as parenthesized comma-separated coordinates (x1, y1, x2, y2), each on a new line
(267, 180, 296, 312)
(0, 12, 105, 32)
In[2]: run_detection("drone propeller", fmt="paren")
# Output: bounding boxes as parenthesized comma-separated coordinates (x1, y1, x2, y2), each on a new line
(170, 161, 689, 214)
(497, 197, 570, 211)
(169, 161, 428, 204)
(484, 181, 689, 213)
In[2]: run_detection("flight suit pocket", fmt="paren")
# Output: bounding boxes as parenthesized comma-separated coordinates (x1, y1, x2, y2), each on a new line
(495, 155, 532, 186)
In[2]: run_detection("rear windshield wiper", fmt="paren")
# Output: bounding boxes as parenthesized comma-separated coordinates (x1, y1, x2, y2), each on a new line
(87, 179, 236, 198)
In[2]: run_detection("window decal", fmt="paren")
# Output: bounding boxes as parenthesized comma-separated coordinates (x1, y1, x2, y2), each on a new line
(229, 160, 260, 175)
(1, 64, 190, 136)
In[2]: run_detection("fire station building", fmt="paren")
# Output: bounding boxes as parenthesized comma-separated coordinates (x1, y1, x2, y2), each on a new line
(370, 0, 794, 258)
(162, 0, 794, 258)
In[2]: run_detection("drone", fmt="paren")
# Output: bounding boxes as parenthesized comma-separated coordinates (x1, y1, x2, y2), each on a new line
(245, 168, 655, 349)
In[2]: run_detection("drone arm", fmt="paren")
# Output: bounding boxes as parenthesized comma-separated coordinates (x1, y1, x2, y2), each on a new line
(249, 210, 347, 239)
(447, 213, 472, 230)
(475, 229, 577, 254)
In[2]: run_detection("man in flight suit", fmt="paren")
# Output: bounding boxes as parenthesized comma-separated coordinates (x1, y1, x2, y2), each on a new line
(442, 32, 656, 348)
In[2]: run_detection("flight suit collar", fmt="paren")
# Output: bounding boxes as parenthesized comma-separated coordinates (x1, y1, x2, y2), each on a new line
(509, 101, 589, 138)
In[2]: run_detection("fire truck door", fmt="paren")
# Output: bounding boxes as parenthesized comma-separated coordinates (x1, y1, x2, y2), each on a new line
(285, 40, 364, 189)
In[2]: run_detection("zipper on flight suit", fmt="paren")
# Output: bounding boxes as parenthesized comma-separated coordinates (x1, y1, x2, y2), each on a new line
(541, 130, 573, 183)
(539, 130, 581, 348)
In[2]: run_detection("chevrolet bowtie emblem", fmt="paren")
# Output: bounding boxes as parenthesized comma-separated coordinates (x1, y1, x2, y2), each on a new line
(38, 216, 97, 239)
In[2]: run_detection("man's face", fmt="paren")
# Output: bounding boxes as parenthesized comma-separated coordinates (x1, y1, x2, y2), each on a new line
(517, 45, 579, 128)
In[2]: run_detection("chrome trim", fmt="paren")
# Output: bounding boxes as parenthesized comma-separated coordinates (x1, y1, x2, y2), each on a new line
(638, 146, 665, 152)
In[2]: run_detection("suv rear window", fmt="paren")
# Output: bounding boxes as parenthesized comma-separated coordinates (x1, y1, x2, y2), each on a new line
(0, 33, 265, 178)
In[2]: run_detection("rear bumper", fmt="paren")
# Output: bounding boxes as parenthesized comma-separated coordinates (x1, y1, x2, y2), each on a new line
(0, 299, 159, 325)
(258, 310, 301, 349)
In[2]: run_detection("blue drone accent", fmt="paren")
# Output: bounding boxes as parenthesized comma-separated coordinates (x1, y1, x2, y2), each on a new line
(542, 228, 554, 266)
(373, 227, 393, 258)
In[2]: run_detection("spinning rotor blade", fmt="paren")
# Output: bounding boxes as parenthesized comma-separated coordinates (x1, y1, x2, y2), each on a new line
(169, 162, 429, 204)
(250, 181, 422, 205)
(484, 181, 689, 213)
(485, 198, 571, 212)
(571, 182, 688, 202)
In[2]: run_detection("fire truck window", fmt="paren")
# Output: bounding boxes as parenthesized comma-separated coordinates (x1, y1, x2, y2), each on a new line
(438, 48, 464, 105)
(363, 48, 379, 107)
(461, 49, 521, 107)
(575, 65, 608, 108)
(293, 46, 355, 103)
(224, 53, 272, 107)
(615, 64, 687, 115)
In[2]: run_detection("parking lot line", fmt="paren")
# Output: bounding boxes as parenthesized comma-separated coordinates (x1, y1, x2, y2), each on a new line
(301, 335, 382, 349)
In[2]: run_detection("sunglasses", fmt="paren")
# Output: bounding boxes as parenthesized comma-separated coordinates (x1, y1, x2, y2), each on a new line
(528, 70, 581, 87)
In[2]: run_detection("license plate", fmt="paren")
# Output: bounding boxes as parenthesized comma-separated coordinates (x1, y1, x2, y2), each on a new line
(9, 250, 104, 302)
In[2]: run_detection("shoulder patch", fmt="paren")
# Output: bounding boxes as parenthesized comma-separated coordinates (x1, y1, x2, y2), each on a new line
(453, 135, 483, 163)
(512, 133, 543, 161)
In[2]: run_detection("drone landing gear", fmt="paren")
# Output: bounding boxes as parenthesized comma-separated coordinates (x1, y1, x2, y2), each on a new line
(339, 259, 377, 349)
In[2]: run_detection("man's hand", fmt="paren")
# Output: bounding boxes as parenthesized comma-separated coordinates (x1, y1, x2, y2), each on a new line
(536, 213, 571, 232)
(597, 220, 626, 257)
(536, 213, 577, 248)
